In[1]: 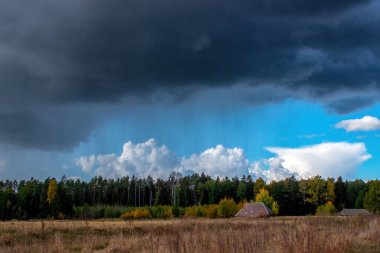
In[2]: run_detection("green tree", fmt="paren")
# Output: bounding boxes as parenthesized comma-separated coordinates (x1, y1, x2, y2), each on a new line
(236, 182, 246, 201)
(255, 188, 279, 215)
(205, 180, 217, 204)
(363, 180, 380, 213)
(246, 175, 255, 201)
(56, 178, 74, 218)
(18, 178, 41, 219)
(304, 176, 328, 209)
(270, 176, 302, 215)
(334, 176, 346, 210)
(355, 190, 366, 208)
(346, 179, 366, 208)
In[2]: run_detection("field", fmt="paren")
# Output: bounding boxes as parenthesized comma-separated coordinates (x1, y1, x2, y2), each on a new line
(0, 216, 379, 253)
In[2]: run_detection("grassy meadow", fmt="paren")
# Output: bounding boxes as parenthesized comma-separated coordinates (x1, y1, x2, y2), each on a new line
(0, 216, 379, 253)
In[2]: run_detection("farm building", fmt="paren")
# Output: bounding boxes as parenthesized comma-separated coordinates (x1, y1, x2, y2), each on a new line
(235, 202, 273, 218)
(339, 209, 371, 216)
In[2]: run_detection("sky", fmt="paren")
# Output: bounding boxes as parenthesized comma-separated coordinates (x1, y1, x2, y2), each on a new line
(0, 0, 380, 181)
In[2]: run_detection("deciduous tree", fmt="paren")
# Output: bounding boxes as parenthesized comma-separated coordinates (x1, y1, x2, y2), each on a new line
(255, 188, 279, 215)
(364, 180, 380, 213)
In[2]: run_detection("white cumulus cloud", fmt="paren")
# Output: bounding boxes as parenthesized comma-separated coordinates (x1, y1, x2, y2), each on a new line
(180, 145, 249, 178)
(250, 157, 299, 182)
(335, 115, 380, 132)
(76, 139, 179, 179)
(264, 142, 371, 179)
(75, 155, 96, 173)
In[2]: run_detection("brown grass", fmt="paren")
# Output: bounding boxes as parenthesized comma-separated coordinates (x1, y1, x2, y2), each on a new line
(0, 216, 379, 253)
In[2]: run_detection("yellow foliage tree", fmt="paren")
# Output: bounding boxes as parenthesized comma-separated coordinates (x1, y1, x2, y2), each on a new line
(255, 188, 279, 215)
(47, 178, 57, 206)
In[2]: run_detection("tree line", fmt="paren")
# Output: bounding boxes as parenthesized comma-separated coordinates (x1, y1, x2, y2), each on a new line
(0, 172, 379, 220)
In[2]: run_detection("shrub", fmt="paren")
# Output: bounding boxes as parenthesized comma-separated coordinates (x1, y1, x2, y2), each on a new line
(148, 206, 160, 218)
(178, 207, 186, 217)
(133, 208, 151, 219)
(148, 206, 173, 219)
(58, 212, 65, 220)
(104, 207, 121, 218)
(170, 205, 186, 218)
(217, 198, 237, 218)
(73, 206, 82, 219)
(82, 203, 90, 219)
(204, 205, 218, 219)
(120, 208, 151, 219)
(95, 207, 106, 219)
(73, 203, 91, 219)
(73, 205, 130, 219)
(184, 206, 204, 218)
(120, 211, 135, 220)
(172, 205, 180, 218)
(316, 201, 337, 216)
(271, 201, 279, 216)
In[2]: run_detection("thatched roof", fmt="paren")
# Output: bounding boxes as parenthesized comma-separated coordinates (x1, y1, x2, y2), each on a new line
(339, 209, 371, 216)
(235, 202, 273, 218)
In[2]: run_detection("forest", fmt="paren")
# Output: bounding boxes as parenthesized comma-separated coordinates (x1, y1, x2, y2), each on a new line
(0, 172, 379, 220)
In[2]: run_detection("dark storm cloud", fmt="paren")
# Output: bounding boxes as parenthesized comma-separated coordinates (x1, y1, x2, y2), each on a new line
(0, 109, 96, 150)
(0, 0, 379, 150)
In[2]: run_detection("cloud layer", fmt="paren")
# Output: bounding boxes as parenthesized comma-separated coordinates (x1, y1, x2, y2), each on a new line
(335, 116, 380, 132)
(1, 0, 380, 150)
(76, 139, 371, 181)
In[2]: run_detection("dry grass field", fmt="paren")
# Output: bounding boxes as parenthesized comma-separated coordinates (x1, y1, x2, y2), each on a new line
(0, 216, 379, 253)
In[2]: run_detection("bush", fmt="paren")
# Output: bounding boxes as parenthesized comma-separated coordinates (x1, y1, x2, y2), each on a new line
(133, 208, 151, 219)
(171, 206, 186, 218)
(217, 198, 237, 218)
(172, 206, 180, 218)
(104, 207, 121, 218)
(184, 206, 204, 218)
(73, 206, 82, 219)
(204, 205, 218, 219)
(150, 206, 172, 219)
(95, 207, 106, 219)
(73, 205, 89, 219)
(120, 208, 151, 219)
(178, 207, 186, 217)
(73, 205, 129, 219)
(316, 201, 337, 216)
(120, 210, 135, 219)
(148, 206, 160, 218)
